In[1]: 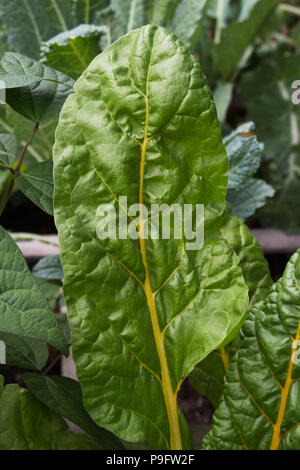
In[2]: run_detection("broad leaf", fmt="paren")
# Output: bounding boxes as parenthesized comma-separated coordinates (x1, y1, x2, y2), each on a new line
(0, 0, 76, 60)
(41, 25, 107, 79)
(75, 0, 110, 24)
(0, 377, 102, 450)
(0, 332, 48, 370)
(225, 122, 275, 221)
(33, 255, 64, 281)
(203, 250, 300, 450)
(0, 53, 74, 122)
(54, 25, 248, 450)
(190, 213, 273, 407)
(213, 81, 233, 123)
(25, 374, 125, 449)
(0, 227, 68, 355)
(15, 161, 54, 215)
(111, 0, 147, 34)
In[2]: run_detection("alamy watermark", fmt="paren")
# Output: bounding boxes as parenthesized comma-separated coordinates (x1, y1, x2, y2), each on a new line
(96, 198, 204, 251)
(292, 80, 300, 105)
(0, 340, 6, 365)
(0, 81, 6, 105)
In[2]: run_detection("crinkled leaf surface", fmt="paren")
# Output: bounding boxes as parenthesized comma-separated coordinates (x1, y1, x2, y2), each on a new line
(15, 161, 54, 215)
(41, 25, 107, 80)
(0, 53, 74, 122)
(190, 213, 272, 407)
(25, 374, 125, 449)
(33, 255, 64, 281)
(203, 250, 300, 450)
(225, 122, 275, 221)
(0, 227, 68, 355)
(0, 377, 102, 450)
(54, 25, 248, 450)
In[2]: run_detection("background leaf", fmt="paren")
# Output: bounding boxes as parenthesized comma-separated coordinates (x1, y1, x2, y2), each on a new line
(0, 227, 68, 355)
(0, 53, 74, 122)
(25, 374, 125, 449)
(15, 161, 54, 215)
(32, 255, 64, 281)
(0, 378, 103, 450)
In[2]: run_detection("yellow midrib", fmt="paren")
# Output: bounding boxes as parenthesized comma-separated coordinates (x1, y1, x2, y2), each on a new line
(270, 320, 300, 450)
(138, 90, 183, 450)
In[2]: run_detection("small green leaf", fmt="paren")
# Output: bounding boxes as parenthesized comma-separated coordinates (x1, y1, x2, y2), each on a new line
(33, 255, 63, 281)
(0, 133, 17, 169)
(41, 25, 107, 79)
(0, 379, 103, 450)
(0, 53, 74, 122)
(225, 122, 275, 220)
(15, 161, 54, 215)
(0, 227, 68, 356)
(25, 374, 125, 450)
(213, 81, 233, 123)
(203, 250, 300, 450)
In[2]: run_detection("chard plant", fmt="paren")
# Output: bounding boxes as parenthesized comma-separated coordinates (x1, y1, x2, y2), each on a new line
(0, 1, 299, 451)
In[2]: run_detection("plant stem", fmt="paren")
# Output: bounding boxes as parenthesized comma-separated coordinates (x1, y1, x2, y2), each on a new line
(280, 3, 300, 16)
(0, 122, 39, 216)
(15, 122, 39, 175)
(214, 0, 224, 44)
(42, 352, 63, 376)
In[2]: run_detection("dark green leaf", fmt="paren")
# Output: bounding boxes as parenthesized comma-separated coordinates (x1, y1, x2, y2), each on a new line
(0, 227, 68, 356)
(0, 378, 103, 450)
(0, 333, 48, 370)
(33, 255, 63, 281)
(25, 374, 125, 449)
(15, 161, 54, 215)
(0, 53, 74, 122)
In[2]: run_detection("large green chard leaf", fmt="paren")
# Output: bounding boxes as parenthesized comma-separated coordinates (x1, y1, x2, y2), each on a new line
(0, 0, 76, 60)
(240, 52, 300, 232)
(190, 213, 273, 407)
(0, 53, 74, 122)
(0, 376, 102, 450)
(0, 227, 68, 355)
(225, 122, 275, 221)
(25, 374, 125, 449)
(54, 25, 248, 450)
(41, 25, 107, 80)
(75, 0, 110, 24)
(203, 249, 300, 450)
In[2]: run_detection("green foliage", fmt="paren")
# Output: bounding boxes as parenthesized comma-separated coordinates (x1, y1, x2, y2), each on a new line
(240, 52, 300, 232)
(225, 122, 275, 221)
(190, 213, 273, 407)
(0, 376, 103, 450)
(0, 333, 48, 370)
(203, 249, 300, 450)
(0, 53, 74, 122)
(54, 25, 248, 449)
(0, 226, 68, 355)
(15, 161, 54, 215)
(33, 255, 64, 281)
(25, 374, 125, 449)
(41, 24, 107, 79)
